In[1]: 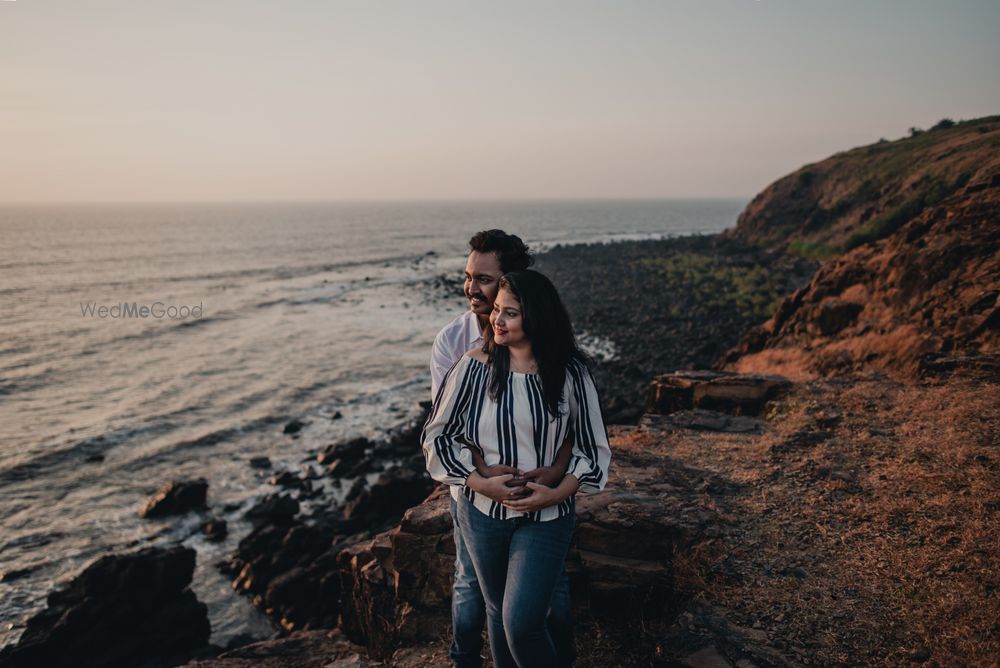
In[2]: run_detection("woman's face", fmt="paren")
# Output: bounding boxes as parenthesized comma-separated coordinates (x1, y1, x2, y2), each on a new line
(490, 288, 526, 348)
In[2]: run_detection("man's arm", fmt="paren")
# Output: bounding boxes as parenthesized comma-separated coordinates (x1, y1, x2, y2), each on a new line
(429, 329, 453, 401)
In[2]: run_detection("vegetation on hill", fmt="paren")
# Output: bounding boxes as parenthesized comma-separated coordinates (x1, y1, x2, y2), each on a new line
(726, 115, 1000, 257)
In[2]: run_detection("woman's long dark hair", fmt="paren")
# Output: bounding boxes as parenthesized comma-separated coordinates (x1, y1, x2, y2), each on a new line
(482, 270, 588, 416)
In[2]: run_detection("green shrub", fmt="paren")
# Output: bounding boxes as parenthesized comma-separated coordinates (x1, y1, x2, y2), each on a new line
(931, 118, 955, 131)
(844, 175, 953, 250)
(787, 240, 839, 260)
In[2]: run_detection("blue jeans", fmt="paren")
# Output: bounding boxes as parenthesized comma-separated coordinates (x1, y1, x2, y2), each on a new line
(454, 494, 576, 668)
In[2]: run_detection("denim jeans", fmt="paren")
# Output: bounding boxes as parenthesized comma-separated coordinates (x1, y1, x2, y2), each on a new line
(450, 496, 487, 668)
(455, 493, 576, 668)
(450, 497, 576, 668)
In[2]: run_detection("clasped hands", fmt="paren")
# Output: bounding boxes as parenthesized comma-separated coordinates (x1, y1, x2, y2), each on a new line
(467, 463, 569, 513)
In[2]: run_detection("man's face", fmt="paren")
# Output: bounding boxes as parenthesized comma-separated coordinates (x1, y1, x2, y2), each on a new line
(463, 251, 503, 317)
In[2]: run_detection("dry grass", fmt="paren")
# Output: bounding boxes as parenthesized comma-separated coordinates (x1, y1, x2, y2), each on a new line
(637, 375, 1000, 666)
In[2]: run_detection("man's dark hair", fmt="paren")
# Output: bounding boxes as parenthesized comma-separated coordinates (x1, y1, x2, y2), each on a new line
(468, 230, 534, 273)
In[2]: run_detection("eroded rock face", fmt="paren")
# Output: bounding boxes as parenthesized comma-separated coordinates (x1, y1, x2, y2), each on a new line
(720, 146, 1000, 381)
(336, 447, 721, 660)
(0, 546, 210, 668)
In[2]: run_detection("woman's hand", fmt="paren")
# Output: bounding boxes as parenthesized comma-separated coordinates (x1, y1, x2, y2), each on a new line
(501, 482, 564, 513)
(467, 471, 527, 504)
(502, 474, 581, 513)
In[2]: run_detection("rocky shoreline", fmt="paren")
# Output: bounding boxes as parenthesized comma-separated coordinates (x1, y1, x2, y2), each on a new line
(4, 117, 997, 667)
(1, 231, 810, 667)
(534, 233, 817, 423)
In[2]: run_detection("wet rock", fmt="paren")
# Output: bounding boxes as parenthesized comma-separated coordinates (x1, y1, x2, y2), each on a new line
(317, 437, 374, 468)
(0, 546, 209, 668)
(283, 419, 306, 435)
(269, 470, 306, 489)
(202, 518, 228, 541)
(0, 566, 37, 582)
(140, 478, 208, 518)
(245, 494, 299, 526)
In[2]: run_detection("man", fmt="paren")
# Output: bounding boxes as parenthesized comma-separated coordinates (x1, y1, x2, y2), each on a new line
(430, 230, 575, 668)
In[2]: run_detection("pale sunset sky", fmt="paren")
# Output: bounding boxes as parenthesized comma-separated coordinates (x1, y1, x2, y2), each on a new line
(1, 0, 998, 203)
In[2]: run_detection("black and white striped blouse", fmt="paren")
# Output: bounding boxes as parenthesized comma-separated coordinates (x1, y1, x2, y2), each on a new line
(421, 354, 612, 522)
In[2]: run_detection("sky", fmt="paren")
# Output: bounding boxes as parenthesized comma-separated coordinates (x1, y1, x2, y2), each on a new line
(1, 0, 998, 203)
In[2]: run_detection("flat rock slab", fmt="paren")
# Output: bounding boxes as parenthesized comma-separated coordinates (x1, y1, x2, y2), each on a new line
(646, 371, 792, 417)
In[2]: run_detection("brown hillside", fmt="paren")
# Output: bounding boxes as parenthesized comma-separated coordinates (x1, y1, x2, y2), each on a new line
(724, 116, 1000, 259)
(718, 158, 999, 382)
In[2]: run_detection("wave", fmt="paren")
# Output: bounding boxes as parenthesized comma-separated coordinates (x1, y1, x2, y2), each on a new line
(116, 414, 289, 473)
(0, 420, 180, 486)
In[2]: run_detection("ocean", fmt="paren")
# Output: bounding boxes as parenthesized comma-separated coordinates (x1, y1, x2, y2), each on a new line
(0, 198, 745, 647)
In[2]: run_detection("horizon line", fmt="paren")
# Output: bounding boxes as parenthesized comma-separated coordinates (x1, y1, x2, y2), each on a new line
(0, 195, 753, 207)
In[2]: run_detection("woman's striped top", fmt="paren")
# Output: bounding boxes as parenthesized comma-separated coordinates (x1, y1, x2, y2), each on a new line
(421, 354, 612, 522)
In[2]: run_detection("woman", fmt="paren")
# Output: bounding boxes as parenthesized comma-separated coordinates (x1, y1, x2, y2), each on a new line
(422, 269, 611, 668)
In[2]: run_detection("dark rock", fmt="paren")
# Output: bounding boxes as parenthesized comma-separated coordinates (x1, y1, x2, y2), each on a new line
(0, 546, 209, 668)
(249, 456, 272, 469)
(340, 470, 435, 533)
(84, 453, 104, 463)
(0, 566, 37, 582)
(269, 471, 305, 489)
(202, 518, 228, 541)
(245, 494, 299, 526)
(283, 419, 306, 435)
(222, 523, 349, 631)
(317, 437, 373, 468)
(139, 479, 208, 518)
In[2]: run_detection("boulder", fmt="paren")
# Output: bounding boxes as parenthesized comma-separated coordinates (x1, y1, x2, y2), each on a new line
(0, 546, 210, 668)
(139, 479, 208, 518)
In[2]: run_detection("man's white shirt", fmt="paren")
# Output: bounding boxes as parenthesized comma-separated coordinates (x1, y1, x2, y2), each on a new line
(430, 310, 484, 399)
(430, 310, 484, 500)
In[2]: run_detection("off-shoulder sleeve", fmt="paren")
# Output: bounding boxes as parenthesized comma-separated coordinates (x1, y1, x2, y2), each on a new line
(565, 359, 611, 494)
(421, 355, 479, 487)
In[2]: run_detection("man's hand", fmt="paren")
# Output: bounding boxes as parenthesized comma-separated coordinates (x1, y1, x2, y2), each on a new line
(501, 482, 565, 513)
(478, 463, 521, 479)
(521, 465, 564, 488)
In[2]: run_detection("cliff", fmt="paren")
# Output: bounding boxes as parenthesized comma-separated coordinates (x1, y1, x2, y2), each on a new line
(719, 116, 1000, 380)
